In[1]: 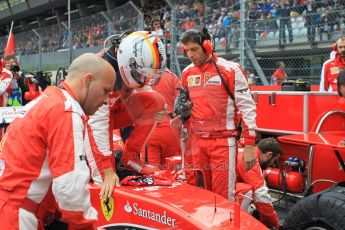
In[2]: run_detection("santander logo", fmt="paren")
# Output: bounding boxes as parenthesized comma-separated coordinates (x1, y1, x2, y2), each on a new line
(124, 201, 133, 213)
(124, 200, 176, 227)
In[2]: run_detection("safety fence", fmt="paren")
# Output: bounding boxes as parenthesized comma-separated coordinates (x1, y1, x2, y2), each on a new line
(0, 1, 142, 70)
(1, 0, 344, 84)
(166, 0, 345, 85)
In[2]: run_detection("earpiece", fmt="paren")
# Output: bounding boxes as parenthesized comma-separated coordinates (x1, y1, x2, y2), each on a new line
(202, 39, 213, 54)
(201, 28, 214, 54)
(181, 28, 214, 55)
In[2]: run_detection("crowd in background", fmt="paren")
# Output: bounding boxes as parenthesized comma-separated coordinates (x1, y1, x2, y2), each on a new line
(1, 0, 345, 56)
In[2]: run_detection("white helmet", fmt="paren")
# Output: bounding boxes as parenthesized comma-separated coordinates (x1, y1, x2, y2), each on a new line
(117, 31, 167, 88)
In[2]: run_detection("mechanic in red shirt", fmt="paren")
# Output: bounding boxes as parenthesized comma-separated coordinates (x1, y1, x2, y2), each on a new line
(272, 61, 287, 86)
(0, 64, 13, 139)
(141, 69, 181, 167)
(173, 28, 257, 201)
(320, 36, 345, 92)
(85, 31, 168, 200)
(0, 62, 13, 106)
(236, 137, 281, 229)
(0, 53, 115, 229)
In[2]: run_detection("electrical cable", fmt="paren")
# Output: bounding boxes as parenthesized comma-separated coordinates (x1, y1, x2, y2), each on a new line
(272, 162, 287, 205)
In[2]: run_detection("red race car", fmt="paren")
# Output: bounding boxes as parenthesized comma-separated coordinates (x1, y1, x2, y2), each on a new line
(0, 107, 267, 230)
(90, 177, 267, 229)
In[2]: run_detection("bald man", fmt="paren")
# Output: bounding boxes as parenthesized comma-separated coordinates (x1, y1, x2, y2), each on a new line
(0, 53, 115, 230)
(320, 36, 345, 92)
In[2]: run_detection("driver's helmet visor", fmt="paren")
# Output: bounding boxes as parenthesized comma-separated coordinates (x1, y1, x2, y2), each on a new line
(132, 67, 166, 86)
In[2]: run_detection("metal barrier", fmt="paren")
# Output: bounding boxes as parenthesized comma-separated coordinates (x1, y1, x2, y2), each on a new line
(1, 0, 345, 84)
(165, 1, 345, 85)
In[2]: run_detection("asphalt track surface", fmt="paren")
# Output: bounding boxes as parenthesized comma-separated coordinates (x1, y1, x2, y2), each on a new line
(270, 192, 299, 226)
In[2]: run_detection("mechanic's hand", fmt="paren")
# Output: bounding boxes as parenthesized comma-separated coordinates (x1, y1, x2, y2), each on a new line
(100, 167, 120, 201)
(153, 103, 167, 123)
(242, 145, 256, 171)
(170, 115, 182, 127)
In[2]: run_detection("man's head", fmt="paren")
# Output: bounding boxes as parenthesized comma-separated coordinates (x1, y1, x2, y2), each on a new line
(337, 69, 345, 97)
(181, 28, 213, 66)
(277, 61, 285, 69)
(4, 55, 20, 79)
(336, 36, 345, 58)
(4, 55, 17, 69)
(257, 138, 282, 170)
(65, 53, 115, 116)
(116, 31, 167, 89)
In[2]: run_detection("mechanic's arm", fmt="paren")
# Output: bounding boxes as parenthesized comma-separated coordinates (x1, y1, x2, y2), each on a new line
(232, 64, 257, 171)
(88, 104, 120, 201)
(0, 70, 12, 95)
(244, 164, 280, 229)
(49, 111, 97, 229)
(135, 85, 168, 123)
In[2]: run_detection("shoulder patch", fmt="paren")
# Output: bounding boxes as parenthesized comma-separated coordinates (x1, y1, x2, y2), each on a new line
(331, 67, 339, 75)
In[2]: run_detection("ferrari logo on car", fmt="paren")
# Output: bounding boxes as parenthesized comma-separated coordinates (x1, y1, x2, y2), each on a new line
(101, 197, 114, 221)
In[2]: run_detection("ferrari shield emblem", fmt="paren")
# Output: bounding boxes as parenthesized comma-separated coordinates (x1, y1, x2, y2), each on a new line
(205, 72, 211, 82)
(101, 197, 114, 221)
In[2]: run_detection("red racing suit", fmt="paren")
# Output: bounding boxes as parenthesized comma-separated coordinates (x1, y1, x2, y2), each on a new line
(0, 82, 97, 229)
(141, 70, 181, 167)
(0, 68, 13, 139)
(85, 84, 166, 182)
(272, 68, 287, 86)
(0, 68, 12, 106)
(235, 149, 280, 229)
(182, 55, 257, 201)
(320, 52, 345, 92)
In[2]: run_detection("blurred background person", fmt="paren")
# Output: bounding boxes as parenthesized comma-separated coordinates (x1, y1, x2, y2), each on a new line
(141, 69, 181, 168)
(272, 61, 287, 86)
(320, 36, 345, 92)
(278, 0, 293, 49)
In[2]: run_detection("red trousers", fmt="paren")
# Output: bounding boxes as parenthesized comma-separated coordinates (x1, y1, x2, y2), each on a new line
(141, 124, 180, 167)
(190, 135, 237, 201)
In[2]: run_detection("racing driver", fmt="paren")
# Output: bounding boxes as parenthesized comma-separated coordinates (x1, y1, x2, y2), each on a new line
(85, 31, 168, 200)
